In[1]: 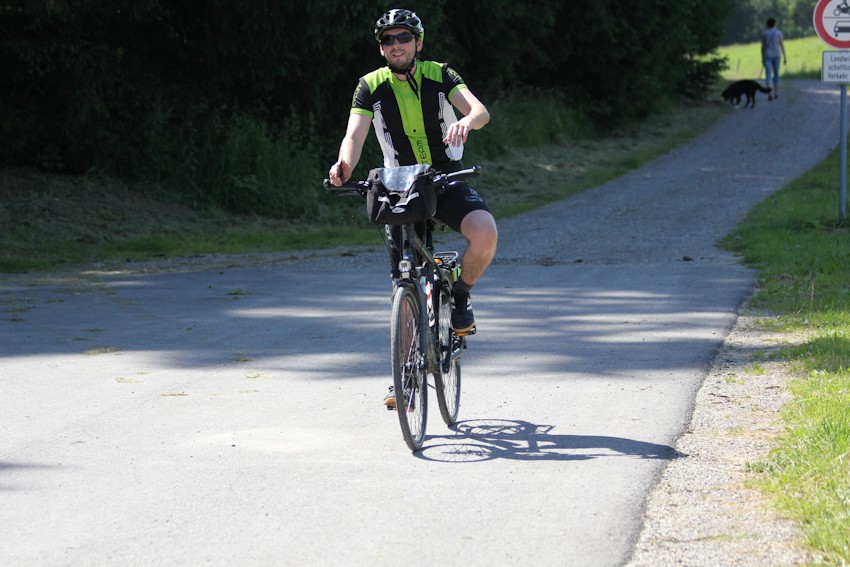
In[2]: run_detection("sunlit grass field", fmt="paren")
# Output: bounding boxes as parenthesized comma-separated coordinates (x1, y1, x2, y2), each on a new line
(718, 35, 825, 81)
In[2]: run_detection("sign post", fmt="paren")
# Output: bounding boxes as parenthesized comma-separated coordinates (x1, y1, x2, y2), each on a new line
(815, 0, 850, 220)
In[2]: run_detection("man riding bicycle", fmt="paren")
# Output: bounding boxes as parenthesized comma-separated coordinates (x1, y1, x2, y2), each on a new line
(328, 8, 498, 407)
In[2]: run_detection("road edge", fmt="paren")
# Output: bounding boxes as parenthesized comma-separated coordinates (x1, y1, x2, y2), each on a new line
(627, 304, 813, 565)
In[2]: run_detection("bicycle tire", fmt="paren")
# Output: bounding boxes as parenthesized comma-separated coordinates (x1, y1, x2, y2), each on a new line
(391, 284, 428, 451)
(434, 284, 461, 425)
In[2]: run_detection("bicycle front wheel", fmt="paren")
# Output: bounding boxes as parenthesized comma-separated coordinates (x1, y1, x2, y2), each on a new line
(435, 285, 461, 425)
(391, 284, 428, 451)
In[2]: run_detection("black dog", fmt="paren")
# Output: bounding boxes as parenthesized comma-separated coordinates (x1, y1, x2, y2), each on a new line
(721, 80, 772, 108)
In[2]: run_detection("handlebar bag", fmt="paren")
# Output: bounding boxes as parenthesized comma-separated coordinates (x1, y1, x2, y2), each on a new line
(366, 164, 437, 225)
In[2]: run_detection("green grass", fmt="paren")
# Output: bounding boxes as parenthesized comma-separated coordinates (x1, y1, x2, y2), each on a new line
(721, 151, 850, 316)
(475, 100, 725, 218)
(0, 95, 728, 273)
(720, 148, 850, 563)
(96, 225, 381, 263)
(718, 35, 826, 81)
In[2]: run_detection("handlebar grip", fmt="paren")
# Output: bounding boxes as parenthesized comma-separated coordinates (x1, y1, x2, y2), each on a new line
(323, 178, 369, 197)
(434, 165, 482, 186)
(446, 166, 481, 179)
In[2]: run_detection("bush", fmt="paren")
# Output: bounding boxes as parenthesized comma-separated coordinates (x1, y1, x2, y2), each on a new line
(0, 1, 732, 214)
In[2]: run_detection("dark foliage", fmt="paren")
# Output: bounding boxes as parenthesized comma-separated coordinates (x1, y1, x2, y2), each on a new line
(723, 0, 817, 44)
(0, 0, 731, 198)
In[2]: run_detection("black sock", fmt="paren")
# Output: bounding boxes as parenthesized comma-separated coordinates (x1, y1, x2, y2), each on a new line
(453, 276, 472, 297)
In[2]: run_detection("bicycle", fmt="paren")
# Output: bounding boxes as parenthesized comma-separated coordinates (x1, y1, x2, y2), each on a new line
(323, 164, 481, 451)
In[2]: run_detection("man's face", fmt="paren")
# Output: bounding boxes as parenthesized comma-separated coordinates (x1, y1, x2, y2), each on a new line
(379, 27, 421, 72)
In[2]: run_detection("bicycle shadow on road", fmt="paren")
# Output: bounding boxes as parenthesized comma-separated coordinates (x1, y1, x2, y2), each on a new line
(0, 461, 61, 491)
(417, 418, 679, 463)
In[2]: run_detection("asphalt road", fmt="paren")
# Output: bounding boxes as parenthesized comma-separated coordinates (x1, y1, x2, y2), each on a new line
(1, 80, 841, 565)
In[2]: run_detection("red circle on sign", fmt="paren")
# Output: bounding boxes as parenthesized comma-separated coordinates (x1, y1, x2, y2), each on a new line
(815, 0, 850, 49)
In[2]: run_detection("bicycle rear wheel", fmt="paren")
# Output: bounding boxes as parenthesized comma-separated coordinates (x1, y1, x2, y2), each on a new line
(435, 285, 461, 425)
(391, 284, 428, 451)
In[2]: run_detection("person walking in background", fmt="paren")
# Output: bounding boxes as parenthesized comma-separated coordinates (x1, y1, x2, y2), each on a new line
(761, 17, 787, 100)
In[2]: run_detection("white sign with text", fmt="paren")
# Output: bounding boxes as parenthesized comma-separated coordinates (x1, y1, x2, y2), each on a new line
(823, 50, 850, 83)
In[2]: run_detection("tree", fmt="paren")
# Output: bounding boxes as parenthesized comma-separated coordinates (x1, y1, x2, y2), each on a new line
(0, 0, 733, 196)
(722, 0, 816, 44)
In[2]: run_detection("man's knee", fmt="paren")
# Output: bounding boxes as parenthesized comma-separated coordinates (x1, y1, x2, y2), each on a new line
(462, 210, 498, 248)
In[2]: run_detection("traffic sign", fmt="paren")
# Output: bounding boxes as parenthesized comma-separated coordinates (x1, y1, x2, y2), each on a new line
(815, 1, 850, 220)
(824, 51, 850, 83)
(815, 0, 850, 49)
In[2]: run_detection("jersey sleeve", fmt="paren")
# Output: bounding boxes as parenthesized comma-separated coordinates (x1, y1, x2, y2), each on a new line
(350, 77, 373, 117)
(443, 64, 467, 97)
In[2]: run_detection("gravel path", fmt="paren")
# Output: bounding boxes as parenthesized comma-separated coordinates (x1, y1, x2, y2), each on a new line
(582, 80, 836, 565)
(103, 79, 837, 564)
(493, 80, 839, 267)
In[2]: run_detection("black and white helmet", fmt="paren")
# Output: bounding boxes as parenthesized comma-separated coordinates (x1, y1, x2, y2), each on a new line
(374, 9, 424, 41)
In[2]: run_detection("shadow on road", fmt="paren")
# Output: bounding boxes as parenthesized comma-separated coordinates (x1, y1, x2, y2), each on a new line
(417, 418, 679, 463)
(0, 264, 757, 381)
(0, 461, 61, 491)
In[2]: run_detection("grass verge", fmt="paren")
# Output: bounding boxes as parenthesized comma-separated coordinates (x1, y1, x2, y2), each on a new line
(720, 148, 850, 564)
(0, 98, 727, 273)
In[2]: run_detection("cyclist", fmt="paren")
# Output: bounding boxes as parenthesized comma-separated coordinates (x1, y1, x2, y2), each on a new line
(329, 9, 497, 367)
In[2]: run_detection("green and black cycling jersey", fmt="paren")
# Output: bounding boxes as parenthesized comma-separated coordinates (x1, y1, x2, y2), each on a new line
(351, 60, 467, 168)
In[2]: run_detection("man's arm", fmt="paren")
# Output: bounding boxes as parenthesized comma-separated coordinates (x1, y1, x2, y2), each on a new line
(329, 113, 371, 186)
(445, 87, 490, 147)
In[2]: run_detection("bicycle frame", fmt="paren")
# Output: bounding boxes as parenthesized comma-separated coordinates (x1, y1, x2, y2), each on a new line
(322, 164, 478, 450)
(384, 222, 444, 373)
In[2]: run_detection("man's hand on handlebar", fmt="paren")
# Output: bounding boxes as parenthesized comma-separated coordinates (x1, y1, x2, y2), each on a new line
(328, 159, 352, 187)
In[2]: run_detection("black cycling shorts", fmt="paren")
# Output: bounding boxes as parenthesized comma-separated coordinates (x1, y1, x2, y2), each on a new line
(432, 161, 492, 233)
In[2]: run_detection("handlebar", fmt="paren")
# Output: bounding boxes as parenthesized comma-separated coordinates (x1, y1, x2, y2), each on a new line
(432, 166, 481, 187)
(321, 178, 370, 196)
(323, 165, 481, 196)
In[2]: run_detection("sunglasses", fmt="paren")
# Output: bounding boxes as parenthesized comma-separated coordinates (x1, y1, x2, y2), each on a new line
(380, 32, 416, 46)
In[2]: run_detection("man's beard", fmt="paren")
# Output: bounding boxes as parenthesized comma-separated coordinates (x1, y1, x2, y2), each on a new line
(388, 55, 416, 75)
